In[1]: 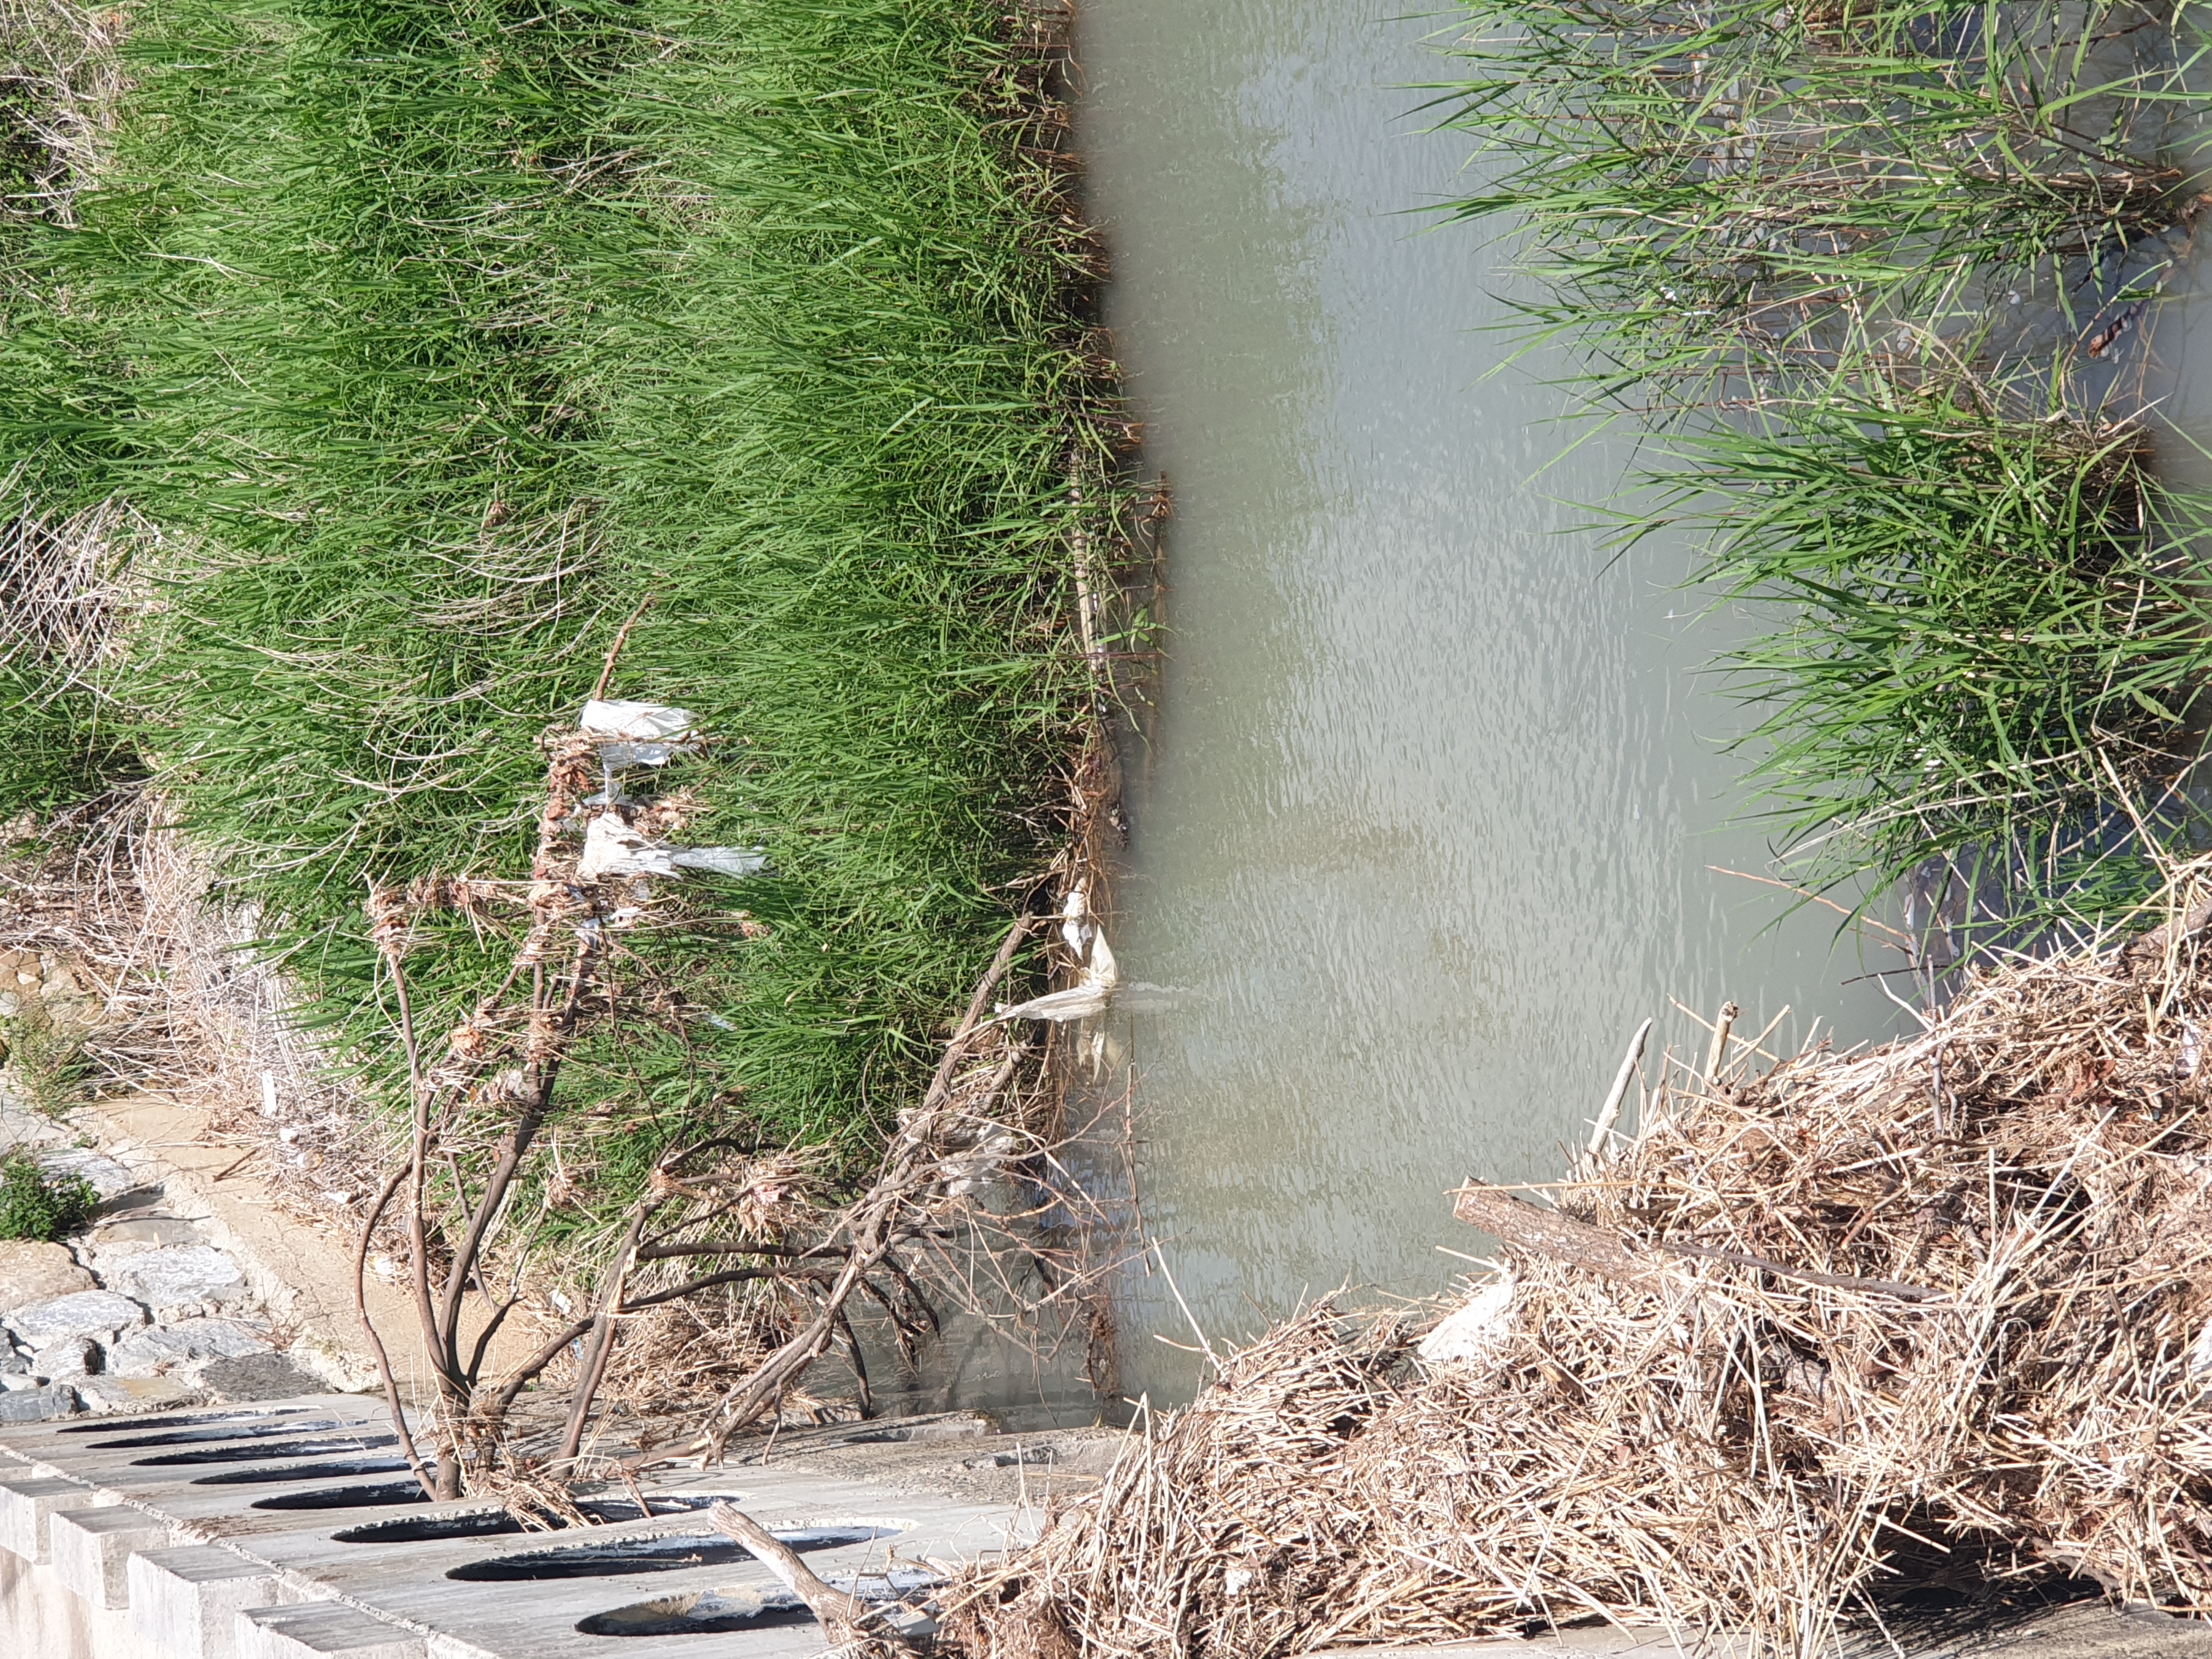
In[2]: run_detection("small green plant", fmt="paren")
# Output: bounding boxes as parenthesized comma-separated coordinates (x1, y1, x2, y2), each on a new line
(0, 1151, 98, 1242)
(1, 1001, 89, 1120)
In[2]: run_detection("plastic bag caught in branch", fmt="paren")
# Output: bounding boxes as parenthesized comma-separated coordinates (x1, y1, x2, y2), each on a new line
(579, 699, 702, 769)
(990, 930, 1118, 1024)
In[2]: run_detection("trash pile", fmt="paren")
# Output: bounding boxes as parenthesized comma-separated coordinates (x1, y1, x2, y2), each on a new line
(946, 894, 2212, 1659)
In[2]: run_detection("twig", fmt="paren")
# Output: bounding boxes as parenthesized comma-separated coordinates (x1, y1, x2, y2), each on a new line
(1586, 1017, 1652, 1159)
(1703, 1001, 1740, 1085)
(1707, 865, 1916, 944)
(589, 594, 656, 703)
(1149, 1238, 1218, 1369)
(353, 1165, 437, 1499)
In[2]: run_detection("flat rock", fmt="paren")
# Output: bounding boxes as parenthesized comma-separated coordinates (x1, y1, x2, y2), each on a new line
(0, 1241, 95, 1312)
(3, 1290, 145, 1346)
(109, 1245, 246, 1315)
(26, 1335, 94, 1379)
(0, 1382, 76, 1421)
(108, 1318, 272, 1379)
(87, 1216, 202, 1251)
(36, 1150, 136, 1200)
(73, 1375, 198, 1414)
(201, 1352, 326, 1402)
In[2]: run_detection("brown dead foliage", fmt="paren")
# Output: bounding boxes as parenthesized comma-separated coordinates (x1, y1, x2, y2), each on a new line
(946, 881, 2212, 1659)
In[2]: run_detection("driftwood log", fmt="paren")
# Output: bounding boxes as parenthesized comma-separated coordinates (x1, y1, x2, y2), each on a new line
(709, 1504, 921, 1649)
(1451, 1181, 1942, 1302)
(2123, 894, 2212, 969)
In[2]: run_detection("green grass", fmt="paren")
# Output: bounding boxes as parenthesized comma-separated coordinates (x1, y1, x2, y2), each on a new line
(0, 0, 1113, 1177)
(0, 1151, 98, 1242)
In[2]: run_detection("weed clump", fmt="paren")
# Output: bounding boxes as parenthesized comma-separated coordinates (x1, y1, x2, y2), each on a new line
(1, 1000, 91, 1120)
(1441, 0, 2203, 402)
(1636, 381, 2212, 928)
(0, 1151, 96, 1242)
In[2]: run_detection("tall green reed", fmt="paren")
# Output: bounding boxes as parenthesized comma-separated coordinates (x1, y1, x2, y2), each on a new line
(1438, 0, 2210, 408)
(1626, 380, 2212, 935)
(1437, 0, 2212, 955)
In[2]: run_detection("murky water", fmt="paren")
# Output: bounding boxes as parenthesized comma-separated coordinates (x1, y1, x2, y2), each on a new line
(1071, 0, 1911, 1406)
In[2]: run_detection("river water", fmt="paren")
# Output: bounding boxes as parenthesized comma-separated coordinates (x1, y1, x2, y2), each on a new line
(1070, 0, 1911, 1406)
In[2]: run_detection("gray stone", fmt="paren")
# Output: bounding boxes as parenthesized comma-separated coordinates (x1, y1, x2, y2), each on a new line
(109, 1317, 273, 1379)
(4, 1288, 145, 1345)
(26, 1334, 94, 1379)
(111, 1244, 247, 1315)
(0, 992, 18, 1017)
(0, 1239, 95, 1311)
(0, 1381, 75, 1421)
(74, 1374, 199, 1413)
(0, 1373, 36, 1391)
(91, 1215, 205, 1250)
(130, 1544, 281, 1659)
(239, 1604, 426, 1659)
(202, 1352, 326, 1402)
(36, 1148, 136, 1198)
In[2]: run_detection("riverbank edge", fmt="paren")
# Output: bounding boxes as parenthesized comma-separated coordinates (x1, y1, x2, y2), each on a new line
(0, 0, 1154, 1423)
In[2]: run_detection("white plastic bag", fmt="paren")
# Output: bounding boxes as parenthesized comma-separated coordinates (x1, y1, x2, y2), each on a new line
(990, 928, 1119, 1024)
(1417, 1273, 1517, 1363)
(577, 811, 769, 883)
(578, 699, 701, 768)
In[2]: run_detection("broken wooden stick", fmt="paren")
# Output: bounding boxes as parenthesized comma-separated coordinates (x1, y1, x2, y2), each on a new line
(1585, 1017, 1652, 1160)
(1451, 1182, 1669, 1289)
(1703, 1000, 1740, 1084)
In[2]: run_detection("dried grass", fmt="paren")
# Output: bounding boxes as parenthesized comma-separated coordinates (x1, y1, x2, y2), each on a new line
(947, 880, 2212, 1659)
(1, 0, 125, 223)
(0, 786, 362, 1199)
(0, 495, 144, 685)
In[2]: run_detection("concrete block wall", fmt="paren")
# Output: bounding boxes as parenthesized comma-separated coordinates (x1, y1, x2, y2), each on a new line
(0, 1396, 1027, 1659)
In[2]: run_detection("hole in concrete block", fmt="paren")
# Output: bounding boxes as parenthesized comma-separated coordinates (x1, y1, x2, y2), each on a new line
(94, 1418, 345, 1449)
(252, 1479, 435, 1510)
(134, 1434, 396, 1468)
(57, 1408, 306, 1437)
(194, 1455, 411, 1486)
(332, 1493, 746, 1544)
(574, 1572, 940, 1637)
(448, 1521, 906, 1581)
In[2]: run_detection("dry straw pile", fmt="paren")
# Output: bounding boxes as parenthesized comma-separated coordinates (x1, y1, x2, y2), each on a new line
(947, 889, 2212, 1659)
